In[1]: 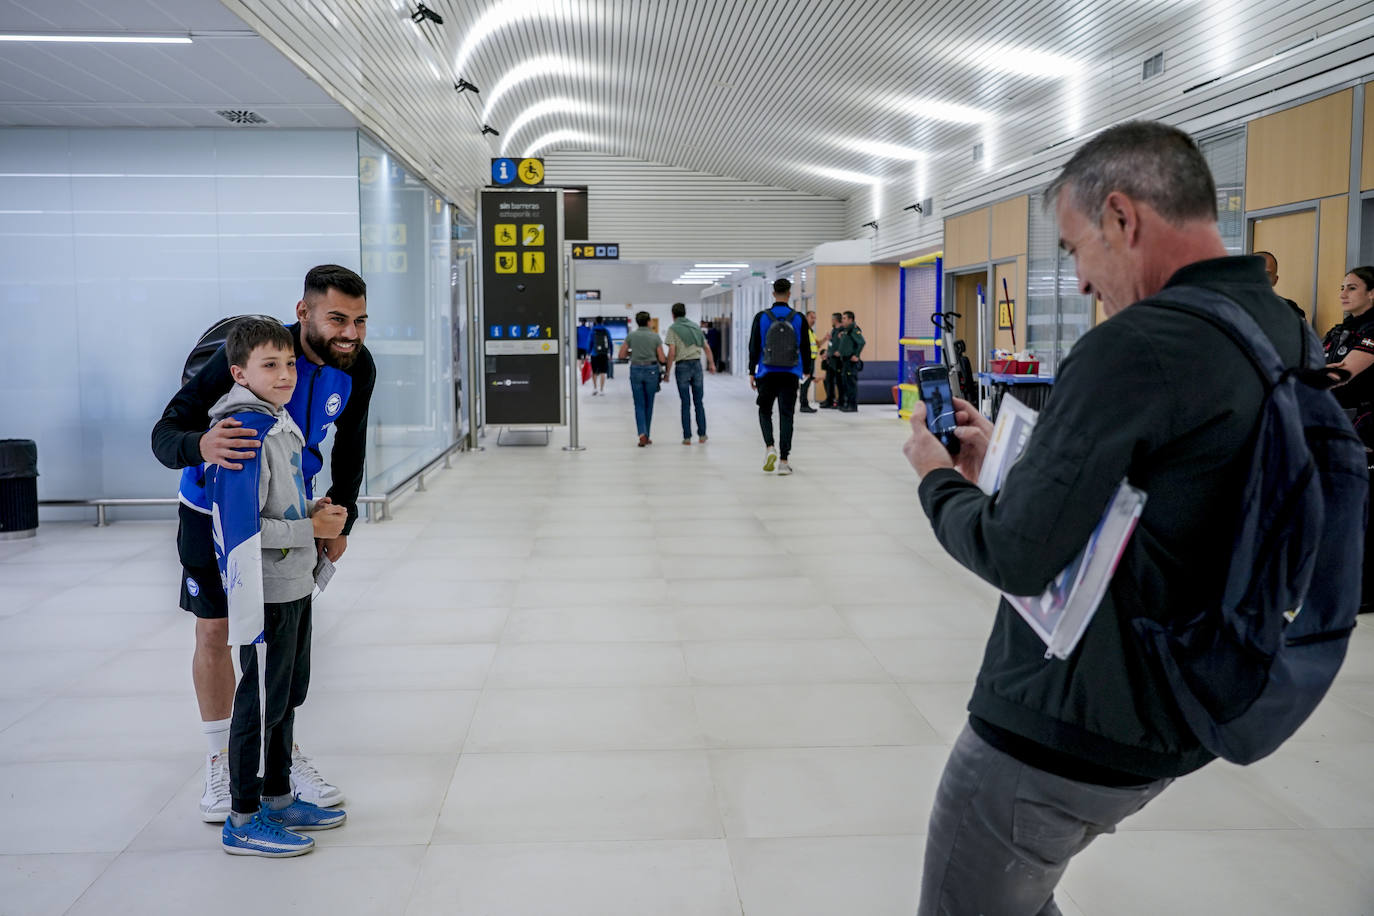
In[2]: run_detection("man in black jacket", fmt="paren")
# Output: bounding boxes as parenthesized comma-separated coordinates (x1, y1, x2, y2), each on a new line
(152, 265, 376, 823)
(902, 123, 1311, 914)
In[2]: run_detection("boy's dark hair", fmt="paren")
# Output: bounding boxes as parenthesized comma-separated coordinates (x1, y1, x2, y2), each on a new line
(227, 317, 293, 368)
(1045, 121, 1216, 225)
(304, 264, 367, 301)
(671, 302, 687, 318)
(843, 310, 856, 320)
(831, 312, 842, 322)
(635, 310, 651, 327)
(773, 278, 791, 294)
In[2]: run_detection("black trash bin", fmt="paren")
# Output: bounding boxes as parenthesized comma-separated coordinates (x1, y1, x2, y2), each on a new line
(0, 439, 39, 539)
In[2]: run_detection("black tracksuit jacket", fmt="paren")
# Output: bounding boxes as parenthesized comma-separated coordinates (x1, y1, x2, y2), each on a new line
(919, 256, 1310, 784)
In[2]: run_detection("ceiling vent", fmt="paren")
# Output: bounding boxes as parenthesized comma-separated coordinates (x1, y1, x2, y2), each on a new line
(215, 109, 270, 126)
(1141, 51, 1165, 81)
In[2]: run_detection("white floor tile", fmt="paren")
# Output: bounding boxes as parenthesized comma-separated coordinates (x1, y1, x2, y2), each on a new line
(67, 846, 425, 916)
(694, 683, 942, 748)
(487, 643, 688, 687)
(0, 760, 191, 854)
(465, 687, 705, 752)
(729, 836, 923, 916)
(405, 840, 741, 916)
(433, 750, 721, 843)
(1060, 828, 1374, 916)
(0, 853, 116, 916)
(684, 639, 889, 685)
(502, 606, 679, 643)
(3, 373, 1371, 911)
(711, 745, 947, 838)
(310, 644, 496, 691)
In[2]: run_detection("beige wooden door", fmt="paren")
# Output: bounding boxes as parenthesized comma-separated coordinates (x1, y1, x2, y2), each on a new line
(1252, 209, 1317, 321)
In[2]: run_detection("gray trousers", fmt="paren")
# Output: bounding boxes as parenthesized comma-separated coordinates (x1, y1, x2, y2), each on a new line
(918, 724, 1173, 916)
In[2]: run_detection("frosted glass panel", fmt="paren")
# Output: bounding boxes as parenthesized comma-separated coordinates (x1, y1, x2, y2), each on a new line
(0, 128, 361, 503)
(357, 134, 455, 494)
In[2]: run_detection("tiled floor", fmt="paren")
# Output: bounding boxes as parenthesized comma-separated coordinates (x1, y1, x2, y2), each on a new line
(2, 373, 1373, 915)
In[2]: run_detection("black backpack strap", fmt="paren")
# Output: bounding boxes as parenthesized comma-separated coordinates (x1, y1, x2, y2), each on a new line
(1150, 286, 1336, 391)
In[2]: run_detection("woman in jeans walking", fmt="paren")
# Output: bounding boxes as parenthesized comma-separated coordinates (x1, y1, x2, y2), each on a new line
(618, 310, 666, 446)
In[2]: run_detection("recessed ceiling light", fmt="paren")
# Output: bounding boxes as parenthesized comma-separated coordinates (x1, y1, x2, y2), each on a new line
(482, 55, 586, 119)
(0, 32, 192, 43)
(886, 96, 991, 124)
(523, 128, 595, 158)
(831, 137, 928, 161)
(960, 45, 1084, 78)
(798, 164, 882, 184)
(693, 263, 748, 268)
(501, 98, 598, 155)
(453, 0, 579, 74)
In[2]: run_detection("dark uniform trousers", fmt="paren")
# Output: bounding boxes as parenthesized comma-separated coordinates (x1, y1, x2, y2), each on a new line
(821, 356, 841, 406)
(840, 360, 860, 409)
(229, 595, 312, 814)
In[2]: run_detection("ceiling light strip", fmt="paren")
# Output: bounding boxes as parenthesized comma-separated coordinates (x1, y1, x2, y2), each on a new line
(0, 33, 192, 43)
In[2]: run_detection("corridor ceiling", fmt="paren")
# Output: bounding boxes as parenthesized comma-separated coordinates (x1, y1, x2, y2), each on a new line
(0, 0, 355, 128)
(4, 0, 1367, 205)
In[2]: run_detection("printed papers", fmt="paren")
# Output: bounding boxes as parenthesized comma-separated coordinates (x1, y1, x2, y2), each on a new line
(979, 400, 1147, 659)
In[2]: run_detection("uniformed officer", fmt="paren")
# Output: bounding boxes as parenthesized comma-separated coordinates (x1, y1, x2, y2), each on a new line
(1322, 265, 1374, 614)
(818, 312, 843, 408)
(836, 310, 866, 412)
(1323, 266, 1374, 438)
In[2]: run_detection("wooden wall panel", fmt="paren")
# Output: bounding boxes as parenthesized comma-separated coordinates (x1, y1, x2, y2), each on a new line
(1363, 87, 1374, 192)
(1246, 90, 1353, 211)
(1253, 209, 1318, 320)
(952, 272, 985, 372)
(872, 264, 901, 362)
(1317, 196, 1351, 334)
(990, 196, 1029, 261)
(944, 209, 990, 269)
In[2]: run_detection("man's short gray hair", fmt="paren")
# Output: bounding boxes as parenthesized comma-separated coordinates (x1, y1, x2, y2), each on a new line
(1045, 121, 1217, 225)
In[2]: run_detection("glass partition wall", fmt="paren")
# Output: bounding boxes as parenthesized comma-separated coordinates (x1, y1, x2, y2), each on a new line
(356, 134, 457, 496)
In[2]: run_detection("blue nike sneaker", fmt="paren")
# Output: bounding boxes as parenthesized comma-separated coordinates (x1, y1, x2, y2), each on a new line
(221, 810, 314, 857)
(261, 796, 347, 831)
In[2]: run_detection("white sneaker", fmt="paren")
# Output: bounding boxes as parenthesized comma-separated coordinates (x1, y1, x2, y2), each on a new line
(199, 750, 231, 823)
(763, 449, 777, 472)
(776, 460, 793, 476)
(290, 744, 345, 807)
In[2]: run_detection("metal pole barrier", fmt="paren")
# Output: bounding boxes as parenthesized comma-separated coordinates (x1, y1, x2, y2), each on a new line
(563, 245, 585, 452)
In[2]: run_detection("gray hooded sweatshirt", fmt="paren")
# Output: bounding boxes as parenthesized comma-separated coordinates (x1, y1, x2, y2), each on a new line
(208, 384, 317, 604)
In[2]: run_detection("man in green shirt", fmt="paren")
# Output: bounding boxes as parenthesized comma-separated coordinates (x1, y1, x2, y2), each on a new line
(663, 302, 716, 444)
(837, 310, 866, 412)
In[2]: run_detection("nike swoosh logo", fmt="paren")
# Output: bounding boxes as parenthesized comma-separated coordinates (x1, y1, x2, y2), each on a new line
(231, 833, 250, 841)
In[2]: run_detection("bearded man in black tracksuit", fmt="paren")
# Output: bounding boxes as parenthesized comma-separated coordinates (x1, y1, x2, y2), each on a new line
(903, 123, 1322, 915)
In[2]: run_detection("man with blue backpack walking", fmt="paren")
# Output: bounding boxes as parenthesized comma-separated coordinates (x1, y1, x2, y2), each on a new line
(901, 122, 1365, 915)
(748, 278, 813, 475)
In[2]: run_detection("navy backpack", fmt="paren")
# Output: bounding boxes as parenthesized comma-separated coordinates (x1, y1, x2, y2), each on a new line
(1135, 286, 1367, 765)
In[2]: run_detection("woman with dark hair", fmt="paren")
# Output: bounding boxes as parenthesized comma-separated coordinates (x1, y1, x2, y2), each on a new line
(1322, 266, 1374, 433)
(618, 310, 666, 446)
(1322, 265, 1374, 612)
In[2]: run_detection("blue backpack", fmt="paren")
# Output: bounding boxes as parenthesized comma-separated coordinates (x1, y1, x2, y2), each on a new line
(1134, 286, 1367, 765)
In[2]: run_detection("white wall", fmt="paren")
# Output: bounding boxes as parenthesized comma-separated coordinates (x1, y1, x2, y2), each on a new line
(0, 128, 361, 502)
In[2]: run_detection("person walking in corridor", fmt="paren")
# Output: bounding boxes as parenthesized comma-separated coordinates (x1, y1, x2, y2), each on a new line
(619, 310, 666, 446)
(663, 302, 716, 444)
(748, 278, 813, 475)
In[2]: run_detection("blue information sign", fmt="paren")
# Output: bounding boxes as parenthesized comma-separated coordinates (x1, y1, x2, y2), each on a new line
(491, 158, 517, 186)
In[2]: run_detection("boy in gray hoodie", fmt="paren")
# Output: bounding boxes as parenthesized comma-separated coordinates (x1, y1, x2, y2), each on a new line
(210, 318, 349, 857)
